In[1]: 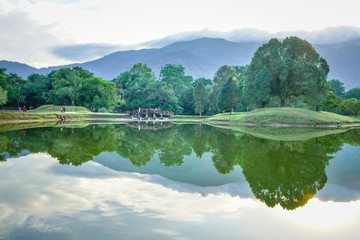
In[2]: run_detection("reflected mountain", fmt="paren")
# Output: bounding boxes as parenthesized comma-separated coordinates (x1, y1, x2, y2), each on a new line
(0, 123, 359, 210)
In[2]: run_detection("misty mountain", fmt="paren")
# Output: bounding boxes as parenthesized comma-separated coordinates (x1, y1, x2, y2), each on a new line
(1, 37, 359, 89)
(315, 38, 360, 89)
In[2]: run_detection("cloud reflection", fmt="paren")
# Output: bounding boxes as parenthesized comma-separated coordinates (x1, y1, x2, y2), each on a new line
(1, 153, 360, 239)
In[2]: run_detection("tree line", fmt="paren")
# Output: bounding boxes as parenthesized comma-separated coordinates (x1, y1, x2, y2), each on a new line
(1, 36, 360, 115)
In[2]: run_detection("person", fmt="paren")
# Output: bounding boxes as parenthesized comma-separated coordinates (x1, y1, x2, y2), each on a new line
(93, 107, 95, 112)
(60, 107, 63, 113)
(52, 107, 55, 111)
(23, 105, 26, 112)
(63, 107, 66, 113)
(48, 107, 50, 111)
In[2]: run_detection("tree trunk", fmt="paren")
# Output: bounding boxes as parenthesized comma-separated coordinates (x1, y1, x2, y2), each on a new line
(280, 98, 286, 107)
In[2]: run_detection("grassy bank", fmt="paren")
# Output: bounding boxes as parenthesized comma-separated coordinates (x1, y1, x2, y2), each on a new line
(0, 111, 127, 123)
(1, 106, 360, 128)
(173, 115, 209, 120)
(207, 108, 360, 126)
(30, 105, 91, 113)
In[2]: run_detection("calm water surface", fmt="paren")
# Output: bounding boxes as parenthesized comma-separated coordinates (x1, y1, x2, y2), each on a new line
(0, 123, 359, 240)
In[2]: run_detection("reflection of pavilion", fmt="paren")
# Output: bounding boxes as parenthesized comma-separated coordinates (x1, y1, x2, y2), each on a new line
(126, 121, 174, 130)
(125, 109, 174, 119)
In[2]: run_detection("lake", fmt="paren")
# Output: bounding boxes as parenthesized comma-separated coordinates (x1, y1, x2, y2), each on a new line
(0, 123, 359, 240)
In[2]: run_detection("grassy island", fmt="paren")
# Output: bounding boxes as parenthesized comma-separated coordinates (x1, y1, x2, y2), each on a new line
(205, 108, 360, 127)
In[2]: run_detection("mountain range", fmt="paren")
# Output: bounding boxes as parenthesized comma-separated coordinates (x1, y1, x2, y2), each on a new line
(1, 37, 360, 90)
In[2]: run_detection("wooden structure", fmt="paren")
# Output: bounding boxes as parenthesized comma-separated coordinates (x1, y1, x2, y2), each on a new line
(126, 122, 174, 130)
(125, 109, 174, 119)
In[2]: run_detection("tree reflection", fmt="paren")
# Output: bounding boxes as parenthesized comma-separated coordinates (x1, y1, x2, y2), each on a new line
(0, 123, 358, 210)
(239, 136, 337, 210)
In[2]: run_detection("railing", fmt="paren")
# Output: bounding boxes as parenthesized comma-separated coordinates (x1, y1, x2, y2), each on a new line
(125, 109, 174, 117)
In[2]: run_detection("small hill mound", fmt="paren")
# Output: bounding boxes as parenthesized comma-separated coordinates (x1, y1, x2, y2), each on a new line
(209, 107, 359, 126)
(31, 105, 91, 113)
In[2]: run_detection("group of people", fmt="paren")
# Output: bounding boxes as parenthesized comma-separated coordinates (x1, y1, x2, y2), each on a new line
(47, 106, 66, 112)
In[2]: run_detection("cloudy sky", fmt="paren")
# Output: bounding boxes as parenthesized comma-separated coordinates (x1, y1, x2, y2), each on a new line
(1, 0, 360, 67)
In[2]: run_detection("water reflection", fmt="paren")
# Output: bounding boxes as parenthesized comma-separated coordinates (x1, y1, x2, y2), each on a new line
(0, 123, 359, 211)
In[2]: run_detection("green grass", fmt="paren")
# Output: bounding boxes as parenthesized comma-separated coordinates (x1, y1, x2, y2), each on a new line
(30, 105, 91, 113)
(0, 111, 127, 123)
(2, 106, 360, 128)
(0, 112, 59, 121)
(173, 115, 210, 120)
(207, 107, 360, 126)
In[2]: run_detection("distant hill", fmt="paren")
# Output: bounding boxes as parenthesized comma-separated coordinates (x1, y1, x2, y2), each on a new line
(314, 38, 360, 89)
(1, 37, 359, 89)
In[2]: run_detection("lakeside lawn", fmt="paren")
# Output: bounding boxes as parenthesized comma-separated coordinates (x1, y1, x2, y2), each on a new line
(207, 107, 360, 126)
(29, 105, 91, 113)
(1, 106, 360, 127)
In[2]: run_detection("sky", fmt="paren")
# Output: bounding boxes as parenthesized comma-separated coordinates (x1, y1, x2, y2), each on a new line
(1, 0, 360, 67)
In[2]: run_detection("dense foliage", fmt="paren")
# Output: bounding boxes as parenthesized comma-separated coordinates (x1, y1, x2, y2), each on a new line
(0, 36, 359, 115)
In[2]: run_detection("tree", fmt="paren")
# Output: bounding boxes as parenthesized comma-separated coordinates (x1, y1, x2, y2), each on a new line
(243, 66, 271, 108)
(194, 77, 213, 86)
(328, 79, 345, 98)
(243, 37, 329, 107)
(193, 81, 207, 116)
(345, 87, 360, 100)
(159, 64, 193, 96)
(24, 73, 52, 108)
(6, 73, 28, 108)
(92, 95, 102, 112)
(77, 77, 117, 111)
(0, 68, 8, 105)
(208, 65, 236, 112)
(47, 67, 93, 106)
(321, 92, 343, 112)
(341, 98, 360, 116)
(0, 87, 7, 105)
(114, 63, 182, 113)
(179, 86, 195, 115)
(217, 77, 241, 114)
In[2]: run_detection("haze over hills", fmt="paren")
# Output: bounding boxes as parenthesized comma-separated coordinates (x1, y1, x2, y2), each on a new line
(1, 34, 360, 90)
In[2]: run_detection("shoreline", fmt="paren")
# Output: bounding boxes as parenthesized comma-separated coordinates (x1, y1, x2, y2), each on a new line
(1, 109, 360, 129)
(1, 117, 360, 129)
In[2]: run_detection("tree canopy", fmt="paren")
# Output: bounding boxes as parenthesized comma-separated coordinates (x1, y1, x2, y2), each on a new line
(243, 37, 329, 109)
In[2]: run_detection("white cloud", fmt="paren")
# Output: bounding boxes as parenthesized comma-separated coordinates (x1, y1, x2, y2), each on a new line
(1, 0, 360, 67)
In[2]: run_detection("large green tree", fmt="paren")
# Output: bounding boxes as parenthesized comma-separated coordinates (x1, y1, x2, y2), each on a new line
(24, 73, 52, 108)
(208, 65, 236, 112)
(77, 77, 117, 111)
(217, 77, 241, 114)
(193, 81, 207, 116)
(0, 68, 8, 105)
(159, 64, 193, 96)
(345, 87, 360, 100)
(243, 37, 329, 108)
(328, 79, 345, 98)
(114, 63, 181, 113)
(243, 66, 271, 108)
(5, 73, 28, 108)
(47, 67, 93, 106)
(0, 87, 7, 105)
(341, 98, 360, 116)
